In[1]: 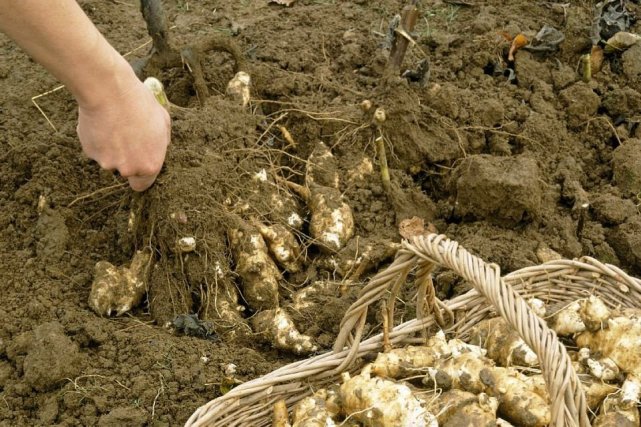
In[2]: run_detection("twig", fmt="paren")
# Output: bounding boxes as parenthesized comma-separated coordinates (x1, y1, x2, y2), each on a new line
(382, 299, 391, 353)
(151, 373, 166, 419)
(31, 85, 65, 132)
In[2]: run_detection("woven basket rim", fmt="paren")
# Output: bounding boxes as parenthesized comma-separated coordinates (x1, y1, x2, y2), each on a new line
(186, 234, 641, 427)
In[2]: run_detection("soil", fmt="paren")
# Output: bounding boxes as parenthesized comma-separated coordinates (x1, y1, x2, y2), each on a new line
(1, 0, 641, 425)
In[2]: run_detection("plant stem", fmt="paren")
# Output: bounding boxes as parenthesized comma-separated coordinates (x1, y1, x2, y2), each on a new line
(375, 132, 391, 195)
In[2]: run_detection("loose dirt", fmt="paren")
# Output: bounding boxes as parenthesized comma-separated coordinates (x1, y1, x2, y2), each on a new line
(1, 0, 640, 425)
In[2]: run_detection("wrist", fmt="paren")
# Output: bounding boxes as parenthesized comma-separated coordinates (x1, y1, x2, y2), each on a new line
(71, 47, 140, 112)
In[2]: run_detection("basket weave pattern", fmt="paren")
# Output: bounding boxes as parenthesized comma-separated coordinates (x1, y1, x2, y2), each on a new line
(187, 234, 641, 427)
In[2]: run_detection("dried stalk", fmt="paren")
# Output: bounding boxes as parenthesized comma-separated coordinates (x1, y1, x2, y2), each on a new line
(385, 0, 420, 78)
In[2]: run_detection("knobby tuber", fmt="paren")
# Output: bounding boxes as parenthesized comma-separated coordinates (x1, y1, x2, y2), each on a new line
(306, 141, 339, 189)
(290, 388, 340, 427)
(252, 308, 317, 355)
(469, 317, 539, 368)
(547, 301, 586, 336)
(479, 367, 550, 427)
(228, 224, 280, 311)
(252, 168, 304, 231)
(89, 249, 152, 316)
(226, 71, 251, 107)
(340, 365, 438, 427)
(285, 142, 355, 252)
(254, 221, 303, 273)
(431, 390, 499, 427)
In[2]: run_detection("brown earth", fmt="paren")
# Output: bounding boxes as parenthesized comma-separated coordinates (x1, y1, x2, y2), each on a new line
(1, 0, 641, 425)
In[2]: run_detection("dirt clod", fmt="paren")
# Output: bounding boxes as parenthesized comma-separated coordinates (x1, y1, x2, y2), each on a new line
(613, 139, 641, 197)
(454, 155, 542, 225)
(11, 322, 83, 392)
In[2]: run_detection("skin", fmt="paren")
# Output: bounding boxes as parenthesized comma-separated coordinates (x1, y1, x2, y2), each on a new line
(0, 0, 170, 191)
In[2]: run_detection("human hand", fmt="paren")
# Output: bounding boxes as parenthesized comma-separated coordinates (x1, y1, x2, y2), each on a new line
(76, 75, 171, 191)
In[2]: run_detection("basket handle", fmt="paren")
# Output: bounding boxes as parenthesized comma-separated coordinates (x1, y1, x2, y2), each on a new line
(334, 233, 589, 427)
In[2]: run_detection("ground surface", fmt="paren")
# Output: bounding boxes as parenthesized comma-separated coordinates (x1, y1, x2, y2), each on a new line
(1, 0, 641, 425)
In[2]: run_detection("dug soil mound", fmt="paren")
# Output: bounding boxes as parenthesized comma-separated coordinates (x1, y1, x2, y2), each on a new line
(1, 0, 640, 425)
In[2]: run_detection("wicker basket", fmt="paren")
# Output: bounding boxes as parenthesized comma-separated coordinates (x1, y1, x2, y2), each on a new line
(186, 234, 641, 427)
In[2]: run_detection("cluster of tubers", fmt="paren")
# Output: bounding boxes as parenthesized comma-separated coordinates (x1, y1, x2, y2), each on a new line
(272, 295, 641, 426)
(221, 139, 355, 354)
(87, 99, 360, 355)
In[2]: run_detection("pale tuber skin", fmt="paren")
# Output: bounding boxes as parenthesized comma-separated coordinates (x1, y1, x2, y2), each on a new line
(593, 394, 640, 427)
(228, 226, 281, 311)
(580, 295, 611, 332)
(251, 308, 317, 355)
(226, 71, 251, 107)
(431, 390, 499, 427)
(340, 365, 438, 427)
(273, 399, 291, 427)
(548, 301, 586, 336)
(255, 222, 303, 273)
(291, 389, 339, 427)
(578, 348, 621, 382)
(308, 185, 355, 252)
(371, 330, 451, 378)
(469, 317, 539, 368)
(424, 352, 494, 395)
(479, 367, 551, 427)
(252, 169, 304, 231)
(582, 380, 618, 411)
(422, 350, 550, 427)
(305, 141, 340, 189)
(89, 249, 152, 316)
(283, 145, 355, 252)
(290, 280, 340, 312)
(576, 307, 641, 380)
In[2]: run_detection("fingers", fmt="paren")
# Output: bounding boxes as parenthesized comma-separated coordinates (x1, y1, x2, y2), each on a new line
(127, 174, 157, 192)
(76, 79, 171, 193)
(120, 160, 163, 192)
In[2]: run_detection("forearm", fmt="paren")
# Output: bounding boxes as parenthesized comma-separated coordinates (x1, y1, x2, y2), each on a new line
(0, 0, 136, 109)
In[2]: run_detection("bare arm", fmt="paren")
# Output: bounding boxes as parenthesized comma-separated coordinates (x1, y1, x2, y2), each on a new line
(0, 0, 170, 191)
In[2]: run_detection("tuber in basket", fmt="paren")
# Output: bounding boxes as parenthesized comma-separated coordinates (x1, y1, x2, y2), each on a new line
(186, 233, 641, 427)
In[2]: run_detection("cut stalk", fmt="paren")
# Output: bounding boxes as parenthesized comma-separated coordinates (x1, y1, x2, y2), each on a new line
(385, 0, 419, 78)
